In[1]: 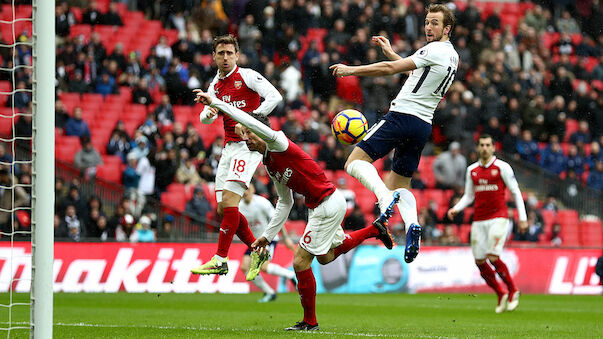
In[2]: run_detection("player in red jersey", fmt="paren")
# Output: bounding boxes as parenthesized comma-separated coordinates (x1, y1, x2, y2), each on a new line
(447, 135, 527, 313)
(191, 35, 282, 276)
(194, 89, 396, 331)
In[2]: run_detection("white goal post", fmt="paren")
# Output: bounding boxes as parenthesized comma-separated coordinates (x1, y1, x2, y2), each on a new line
(31, 0, 54, 337)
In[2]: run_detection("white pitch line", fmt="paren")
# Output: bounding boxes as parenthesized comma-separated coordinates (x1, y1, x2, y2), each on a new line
(0, 321, 449, 338)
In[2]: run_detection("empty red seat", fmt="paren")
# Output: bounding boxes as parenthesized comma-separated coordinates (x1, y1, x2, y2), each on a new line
(160, 191, 187, 212)
(579, 219, 603, 247)
(96, 163, 122, 183)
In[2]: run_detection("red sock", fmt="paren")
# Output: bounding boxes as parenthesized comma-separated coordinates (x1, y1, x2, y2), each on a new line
(491, 259, 517, 293)
(235, 212, 255, 247)
(333, 226, 380, 259)
(295, 268, 317, 325)
(477, 262, 505, 296)
(216, 207, 240, 257)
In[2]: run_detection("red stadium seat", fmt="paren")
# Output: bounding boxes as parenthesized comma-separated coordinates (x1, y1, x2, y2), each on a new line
(96, 163, 122, 183)
(579, 219, 603, 247)
(160, 191, 187, 212)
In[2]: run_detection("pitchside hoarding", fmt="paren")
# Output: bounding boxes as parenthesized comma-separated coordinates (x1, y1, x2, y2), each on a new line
(0, 243, 601, 294)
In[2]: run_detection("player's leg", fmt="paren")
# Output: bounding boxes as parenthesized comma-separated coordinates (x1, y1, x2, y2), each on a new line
(286, 246, 319, 331)
(486, 218, 520, 311)
(259, 241, 297, 289)
(241, 251, 277, 302)
(472, 220, 507, 313)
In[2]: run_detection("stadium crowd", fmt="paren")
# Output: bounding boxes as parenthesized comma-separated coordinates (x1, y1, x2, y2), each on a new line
(0, 0, 602, 243)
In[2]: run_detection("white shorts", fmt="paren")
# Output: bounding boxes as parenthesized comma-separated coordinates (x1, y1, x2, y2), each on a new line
(299, 189, 346, 256)
(215, 141, 262, 202)
(471, 217, 509, 259)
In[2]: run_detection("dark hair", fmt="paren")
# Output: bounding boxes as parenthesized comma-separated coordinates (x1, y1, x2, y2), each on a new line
(249, 113, 271, 128)
(478, 134, 494, 143)
(212, 34, 239, 53)
(427, 4, 455, 33)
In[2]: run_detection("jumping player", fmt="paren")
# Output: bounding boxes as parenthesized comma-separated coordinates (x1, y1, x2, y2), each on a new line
(194, 89, 396, 331)
(239, 182, 297, 303)
(447, 135, 527, 313)
(191, 34, 282, 275)
(330, 4, 459, 263)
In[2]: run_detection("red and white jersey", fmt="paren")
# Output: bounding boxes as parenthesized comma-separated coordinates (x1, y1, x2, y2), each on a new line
(201, 66, 281, 144)
(264, 135, 335, 210)
(454, 156, 527, 222)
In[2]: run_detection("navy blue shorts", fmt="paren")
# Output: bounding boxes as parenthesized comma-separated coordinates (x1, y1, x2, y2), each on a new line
(244, 240, 277, 259)
(357, 111, 432, 177)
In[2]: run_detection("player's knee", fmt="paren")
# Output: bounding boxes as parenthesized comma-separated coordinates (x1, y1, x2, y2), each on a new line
(316, 255, 331, 265)
(292, 256, 311, 272)
(217, 204, 224, 217)
(475, 259, 486, 266)
(487, 255, 499, 263)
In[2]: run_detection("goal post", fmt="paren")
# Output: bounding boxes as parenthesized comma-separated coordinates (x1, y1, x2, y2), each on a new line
(31, 0, 54, 337)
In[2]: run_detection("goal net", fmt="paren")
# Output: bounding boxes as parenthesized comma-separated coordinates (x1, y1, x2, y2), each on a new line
(0, 0, 53, 337)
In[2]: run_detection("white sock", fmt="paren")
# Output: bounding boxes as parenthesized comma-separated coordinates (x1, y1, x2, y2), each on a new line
(213, 255, 227, 262)
(266, 263, 295, 279)
(346, 160, 389, 201)
(397, 188, 418, 229)
(251, 274, 275, 295)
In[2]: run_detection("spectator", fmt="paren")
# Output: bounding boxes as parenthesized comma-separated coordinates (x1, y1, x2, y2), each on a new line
(123, 152, 141, 195)
(288, 193, 308, 221)
(64, 107, 91, 138)
(133, 138, 156, 214)
(542, 194, 559, 212)
(115, 213, 136, 242)
(336, 177, 356, 212)
(130, 215, 156, 243)
(502, 123, 521, 156)
(540, 140, 567, 175)
(8, 81, 31, 109)
(587, 142, 603, 169)
(155, 36, 173, 65)
(157, 215, 176, 239)
(106, 130, 131, 163)
(153, 94, 174, 129)
(73, 136, 103, 178)
(410, 171, 427, 190)
(94, 72, 117, 96)
(279, 60, 303, 103)
(439, 225, 461, 245)
(513, 210, 543, 242)
(433, 141, 467, 190)
(176, 151, 203, 185)
(68, 69, 89, 94)
(54, 213, 68, 238)
(102, 2, 123, 26)
(63, 183, 87, 218)
(154, 148, 178, 193)
(0, 167, 29, 233)
(569, 120, 593, 146)
(517, 129, 539, 164)
(55, 100, 70, 130)
(132, 78, 154, 106)
(566, 144, 586, 176)
(550, 223, 562, 247)
(587, 160, 603, 191)
(343, 206, 366, 231)
(62, 204, 84, 242)
(556, 10, 580, 34)
(185, 186, 212, 225)
(82, 1, 102, 26)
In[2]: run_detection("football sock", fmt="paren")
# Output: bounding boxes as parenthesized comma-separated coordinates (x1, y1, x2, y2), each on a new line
(295, 268, 317, 326)
(333, 226, 379, 259)
(216, 207, 240, 257)
(251, 274, 275, 295)
(397, 188, 419, 228)
(266, 263, 295, 280)
(235, 212, 256, 247)
(346, 160, 389, 202)
(491, 259, 517, 292)
(477, 262, 505, 296)
(213, 254, 227, 262)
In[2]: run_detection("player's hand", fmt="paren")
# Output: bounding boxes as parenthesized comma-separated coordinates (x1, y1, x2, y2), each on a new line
(206, 107, 219, 119)
(234, 123, 244, 137)
(193, 89, 212, 105)
(447, 208, 458, 220)
(329, 63, 353, 77)
(372, 35, 393, 53)
(518, 220, 528, 231)
(251, 236, 269, 251)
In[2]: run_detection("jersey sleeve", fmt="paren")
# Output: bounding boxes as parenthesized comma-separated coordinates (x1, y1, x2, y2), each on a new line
(266, 131, 289, 153)
(500, 161, 527, 221)
(453, 167, 475, 211)
(200, 80, 219, 124)
(210, 97, 279, 142)
(409, 43, 441, 69)
(240, 68, 282, 116)
(261, 175, 293, 242)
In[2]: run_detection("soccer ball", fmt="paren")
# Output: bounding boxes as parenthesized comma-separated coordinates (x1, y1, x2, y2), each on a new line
(331, 109, 368, 145)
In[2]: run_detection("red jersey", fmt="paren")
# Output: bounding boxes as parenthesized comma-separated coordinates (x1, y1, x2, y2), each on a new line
(264, 139, 335, 209)
(467, 157, 517, 221)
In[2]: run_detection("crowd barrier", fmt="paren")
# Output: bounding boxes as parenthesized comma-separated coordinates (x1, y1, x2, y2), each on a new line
(0, 243, 600, 294)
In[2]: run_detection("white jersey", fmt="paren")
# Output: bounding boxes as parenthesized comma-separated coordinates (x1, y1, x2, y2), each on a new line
(239, 194, 276, 238)
(390, 40, 459, 124)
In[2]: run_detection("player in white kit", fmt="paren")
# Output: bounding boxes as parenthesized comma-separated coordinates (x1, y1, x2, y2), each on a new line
(330, 4, 459, 264)
(239, 182, 297, 303)
(447, 135, 527, 313)
(191, 34, 282, 275)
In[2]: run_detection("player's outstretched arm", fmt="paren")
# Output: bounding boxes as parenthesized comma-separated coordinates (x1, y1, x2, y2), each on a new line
(330, 57, 416, 77)
(260, 178, 294, 243)
(448, 168, 475, 220)
(194, 89, 278, 142)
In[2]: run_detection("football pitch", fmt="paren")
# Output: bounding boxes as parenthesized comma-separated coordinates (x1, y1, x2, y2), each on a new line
(1, 292, 601, 338)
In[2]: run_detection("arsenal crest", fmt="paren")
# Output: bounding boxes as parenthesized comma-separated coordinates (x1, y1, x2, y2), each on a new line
(491, 169, 498, 176)
(234, 80, 242, 89)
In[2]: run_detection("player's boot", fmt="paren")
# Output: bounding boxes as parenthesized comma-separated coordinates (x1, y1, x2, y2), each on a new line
(495, 293, 509, 314)
(258, 293, 277, 303)
(507, 290, 520, 311)
(404, 223, 422, 263)
(285, 321, 319, 331)
(373, 191, 400, 250)
(191, 257, 228, 275)
(246, 250, 269, 281)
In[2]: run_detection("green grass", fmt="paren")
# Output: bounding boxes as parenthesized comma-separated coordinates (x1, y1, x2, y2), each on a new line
(0, 293, 601, 338)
